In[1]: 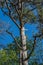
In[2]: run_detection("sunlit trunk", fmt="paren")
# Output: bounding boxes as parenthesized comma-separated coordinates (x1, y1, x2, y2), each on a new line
(20, 27, 28, 65)
(19, 0, 28, 65)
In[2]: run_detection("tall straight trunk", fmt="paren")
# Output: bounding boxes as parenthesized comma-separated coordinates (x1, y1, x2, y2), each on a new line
(18, 0, 28, 65)
(20, 27, 28, 65)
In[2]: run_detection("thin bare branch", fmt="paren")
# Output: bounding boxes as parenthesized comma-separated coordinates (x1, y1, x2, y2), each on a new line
(23, 7, 37, 16)
(1, 8, 21, 29)
(9, 0, 20, 16)
(5, 0, 11, 15)
(6, 30, 23, 50)
(33, 33, 43, 38)
(22, 33, 43, 61)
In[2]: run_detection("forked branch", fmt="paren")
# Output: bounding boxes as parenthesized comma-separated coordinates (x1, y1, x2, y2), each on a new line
(6, 30, 23, 50)
(1, 8, 21, 29)
(23, 33, 43, 61)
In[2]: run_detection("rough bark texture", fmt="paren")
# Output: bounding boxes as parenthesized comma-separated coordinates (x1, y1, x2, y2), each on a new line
(20, 27, 28, 65)
(19, 0, 28, 64)
(22, 27, 28, 65)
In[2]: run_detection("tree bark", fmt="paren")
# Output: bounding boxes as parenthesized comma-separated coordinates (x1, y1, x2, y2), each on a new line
(18, 0, 28, 65)
(20, 27, 28, 65)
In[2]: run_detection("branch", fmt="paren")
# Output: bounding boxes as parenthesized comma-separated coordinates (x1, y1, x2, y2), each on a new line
(23, 7, 37, 25)
(6, 30, 23, 50)
(5, 0, 11, 15)
(23, 0, 43, 4)
(23, 7, 37, 16)
(5, 0, 20, 18)
(22, 36, 36, 61)
(23, 33, 43, 61)
(1, 8, 21, 29)
(9, 0, 20, 16)
(33, 33, 43, 38)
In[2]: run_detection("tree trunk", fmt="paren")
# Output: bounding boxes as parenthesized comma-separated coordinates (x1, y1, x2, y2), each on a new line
(18, 0, 28, 65)
(20, 27, 28, 65)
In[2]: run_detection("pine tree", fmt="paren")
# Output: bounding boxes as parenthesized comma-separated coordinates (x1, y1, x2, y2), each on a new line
(0, 0, 43, 65)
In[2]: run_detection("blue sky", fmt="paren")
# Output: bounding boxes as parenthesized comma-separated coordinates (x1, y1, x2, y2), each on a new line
(0, 9, 39, 46)
(0, 7, 43, 63)
(0, 4, 39, 46)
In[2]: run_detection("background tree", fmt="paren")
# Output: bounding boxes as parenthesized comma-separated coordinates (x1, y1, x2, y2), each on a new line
(0, 0, 43, 65)
(0, 44, 19, 65)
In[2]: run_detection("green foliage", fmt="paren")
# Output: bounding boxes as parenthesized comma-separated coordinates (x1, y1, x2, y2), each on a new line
(0, 38, 43, 65)
(0, 48, 19, 65)
(0, 38, 35, 65)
